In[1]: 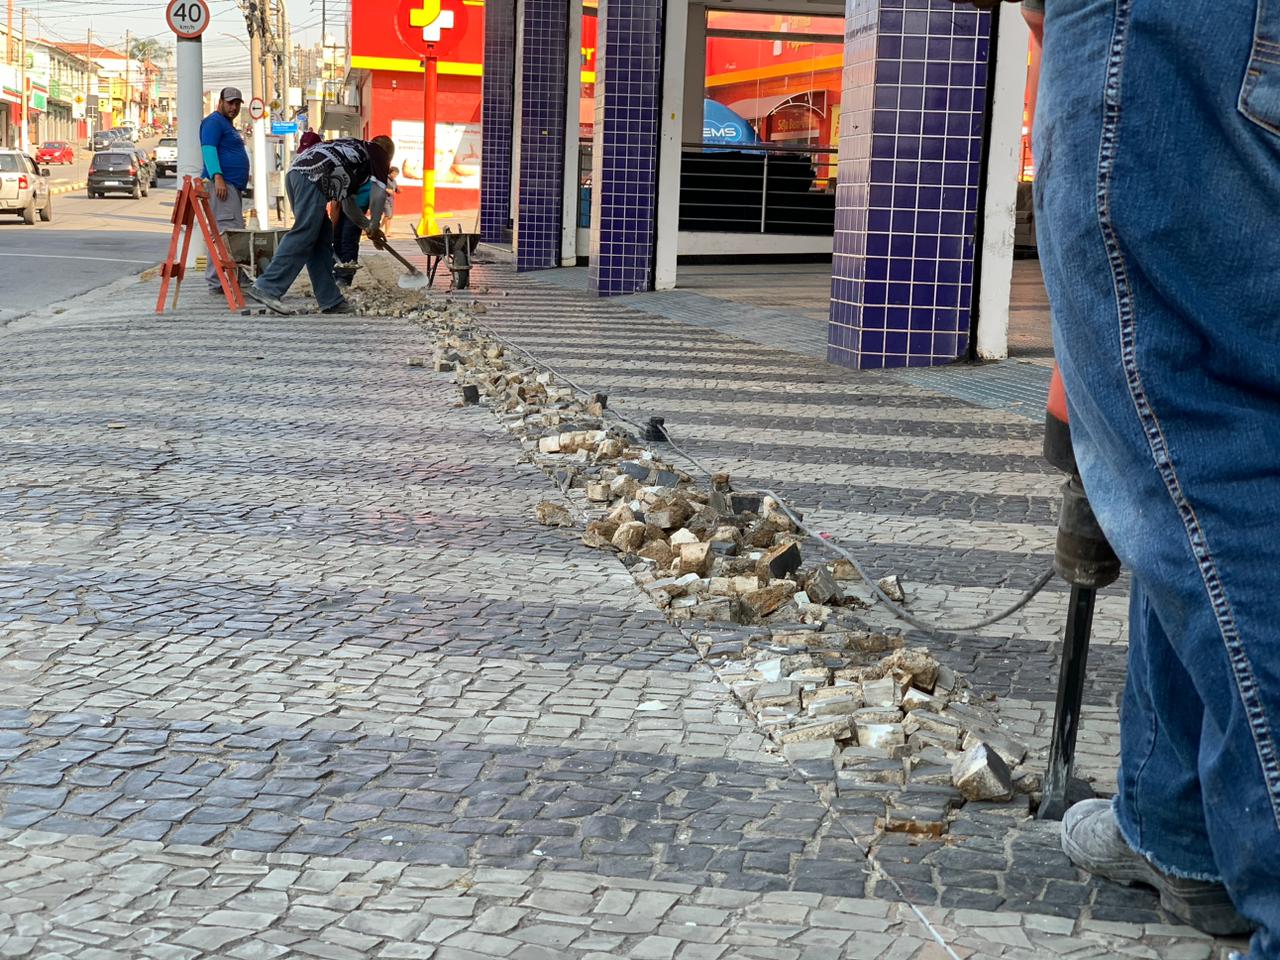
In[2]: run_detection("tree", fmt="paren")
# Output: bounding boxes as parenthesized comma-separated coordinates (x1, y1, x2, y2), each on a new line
(128, 38, 171, 66)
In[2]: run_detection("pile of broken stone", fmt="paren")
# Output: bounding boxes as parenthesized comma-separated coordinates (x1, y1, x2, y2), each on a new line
(408, 312, 1042, 832)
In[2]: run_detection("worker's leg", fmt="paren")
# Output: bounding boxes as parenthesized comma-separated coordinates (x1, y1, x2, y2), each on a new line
(205, 182, 244, 292)
(1115, 581, 1215, 876)
(333, 208, 361, 286)
(1037, 0, 1280, 950)
(305, 209, 344, 311)
(253, 171, 328, 301)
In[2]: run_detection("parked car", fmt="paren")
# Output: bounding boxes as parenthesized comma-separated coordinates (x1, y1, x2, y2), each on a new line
(133, 147, 156, 185)
(92, 131, 115, 151)
(0, 150, 53, 223)
(87, 150, 148, 199)
(113, 123, 139, 143)
(36, 141, 74, 165)
(154, 137, 177, 178)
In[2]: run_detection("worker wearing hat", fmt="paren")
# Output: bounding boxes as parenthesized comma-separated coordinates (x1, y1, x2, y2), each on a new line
(199, 87, 251, 295)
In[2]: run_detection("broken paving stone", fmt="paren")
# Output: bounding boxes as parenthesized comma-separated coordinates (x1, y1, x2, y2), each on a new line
(677, 542, 713, 576)
(669, 528, 699, 547)
(739, 581, 797, 620)
(612, 521, 648, 553)
(960, 728, 1028, 767)
(776, 718, 851, 745)
(876, 574, 906, 602)
(407, 356, 426, 367)
(782, 739, 839, 763)
(757, 541, 802, 580)
(854, 721, 905, 750)
(803, 566, 844, 606)
(861, 677, 900, 707)
(750, 681, 801, 709)
(952, 743, 1014, 802)
(535, 501, 573, 527)
(585, 482, 612, 502)
(637, 540, 674, 568)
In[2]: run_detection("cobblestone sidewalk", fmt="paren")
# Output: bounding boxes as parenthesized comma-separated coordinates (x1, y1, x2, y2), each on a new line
(0, 268, 1241, 958)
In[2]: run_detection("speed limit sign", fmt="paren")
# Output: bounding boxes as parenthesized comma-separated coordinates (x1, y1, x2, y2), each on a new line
(166, 0, 211, 39)
(248, 98, 266, 122)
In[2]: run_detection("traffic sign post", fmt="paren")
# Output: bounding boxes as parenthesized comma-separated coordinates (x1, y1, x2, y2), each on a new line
(169, 0, 210, 271)
(166, 0, 211, 39)
(249, 97, 266, 122)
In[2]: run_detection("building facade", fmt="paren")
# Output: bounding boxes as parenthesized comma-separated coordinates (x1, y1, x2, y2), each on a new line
(345, 0, 1036, 367)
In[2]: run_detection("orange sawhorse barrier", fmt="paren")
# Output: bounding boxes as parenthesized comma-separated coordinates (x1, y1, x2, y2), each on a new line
(156, 175, 245, 314)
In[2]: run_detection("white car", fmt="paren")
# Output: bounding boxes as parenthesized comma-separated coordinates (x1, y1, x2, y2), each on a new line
(0, 150, 52, 224)
(154, 137, 177, 177)
(113, 124, 139, 143)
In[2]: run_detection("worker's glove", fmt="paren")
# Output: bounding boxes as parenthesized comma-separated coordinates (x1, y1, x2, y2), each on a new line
(366, 227, 388, 250)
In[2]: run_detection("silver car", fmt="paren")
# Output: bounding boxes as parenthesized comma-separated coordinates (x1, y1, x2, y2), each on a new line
(0, 150, 52, 224)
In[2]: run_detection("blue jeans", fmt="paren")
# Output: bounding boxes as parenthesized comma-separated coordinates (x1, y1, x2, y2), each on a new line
(254, 170, 343, 310)
(1036, 0, 1280, 953)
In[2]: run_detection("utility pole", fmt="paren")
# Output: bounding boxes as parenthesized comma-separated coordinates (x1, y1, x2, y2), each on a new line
(18, 8, 27, 152)
(6, 0, 13, 67)
(247, 1, 269, 226)
(86, 28, 94, 140)
(124, 28, 132, 126)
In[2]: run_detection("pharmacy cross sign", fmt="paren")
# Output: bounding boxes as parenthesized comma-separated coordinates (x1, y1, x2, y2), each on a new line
(395, 0, 463, 56)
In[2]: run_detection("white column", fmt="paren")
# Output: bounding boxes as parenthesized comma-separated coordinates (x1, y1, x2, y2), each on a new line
(653, 0, 691, 291)
(252, 117, 270, 225)
(560, 0, 583, 266)
(176, 36, 206, 268)
(975, 4, 1030, 361)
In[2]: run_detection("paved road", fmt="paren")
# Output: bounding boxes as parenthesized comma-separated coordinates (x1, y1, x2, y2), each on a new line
(0, 158, 177, 325)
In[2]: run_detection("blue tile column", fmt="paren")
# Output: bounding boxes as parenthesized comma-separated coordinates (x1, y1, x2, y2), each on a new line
(588, 0, 665, 296)
(480, 0, 516, 244)
(515, 0, 571, 272)
(828, 0, 992, 369)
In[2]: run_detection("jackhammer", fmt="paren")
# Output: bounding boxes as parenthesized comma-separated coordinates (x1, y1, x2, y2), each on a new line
(1037, 366, 1123, 820)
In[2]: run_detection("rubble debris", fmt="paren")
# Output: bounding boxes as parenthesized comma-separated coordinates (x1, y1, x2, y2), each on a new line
(876, 574, 906, 603)
(952, 743, 1014, 802)
(534, 501, 573, 527)
(388, 281, 1038, 840)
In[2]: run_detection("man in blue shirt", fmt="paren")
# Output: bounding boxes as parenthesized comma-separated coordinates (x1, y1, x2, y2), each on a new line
(199, 87, 251, 294)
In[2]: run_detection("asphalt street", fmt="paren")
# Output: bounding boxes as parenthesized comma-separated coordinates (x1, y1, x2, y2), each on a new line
(0, 138, 175, 325)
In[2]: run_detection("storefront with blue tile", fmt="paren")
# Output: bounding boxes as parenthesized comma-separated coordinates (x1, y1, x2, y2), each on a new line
(480, 0, 1027, 366)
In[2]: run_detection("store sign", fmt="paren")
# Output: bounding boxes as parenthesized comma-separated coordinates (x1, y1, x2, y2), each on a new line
(390, 118, 480, 190)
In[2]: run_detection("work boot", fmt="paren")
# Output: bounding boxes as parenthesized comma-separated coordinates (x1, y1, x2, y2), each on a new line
(1062, 799, 1253, 935)
(243, 284, 292, 315)
(322, 300, 355, 315)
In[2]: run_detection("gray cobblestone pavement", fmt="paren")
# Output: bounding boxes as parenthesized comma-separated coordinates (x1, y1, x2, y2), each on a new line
(0, 266, 1246, 957)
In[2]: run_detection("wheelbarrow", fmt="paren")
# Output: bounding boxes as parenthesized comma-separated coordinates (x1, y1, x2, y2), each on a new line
(414, 227, 480, 290)
(223, 228, 290, 277)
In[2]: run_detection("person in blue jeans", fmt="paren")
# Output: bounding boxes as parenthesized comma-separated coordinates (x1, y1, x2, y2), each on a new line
(953, 0, 1280, 954)
(332, 178, 372, 287)
(245, 136, 393, 315)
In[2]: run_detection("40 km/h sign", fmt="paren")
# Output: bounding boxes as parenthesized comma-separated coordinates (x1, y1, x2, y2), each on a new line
(166, 0, 211, 39)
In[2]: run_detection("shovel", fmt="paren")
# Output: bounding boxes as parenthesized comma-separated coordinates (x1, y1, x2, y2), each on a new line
(381, 242, 432, 290)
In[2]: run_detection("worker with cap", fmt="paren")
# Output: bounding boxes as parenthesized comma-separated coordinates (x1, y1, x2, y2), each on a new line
(199, 87, 251, 295)
(244, 136, 394, 315)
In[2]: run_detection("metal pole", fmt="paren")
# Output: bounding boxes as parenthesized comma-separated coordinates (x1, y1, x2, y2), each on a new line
(1037, 583, 1096, 820)
(420, 49, 437, 237)
(759, 152, 768, 233)
(279, 0, 293, 223)
(177, 33, 205, 269)
(85, 29, 93, 141)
